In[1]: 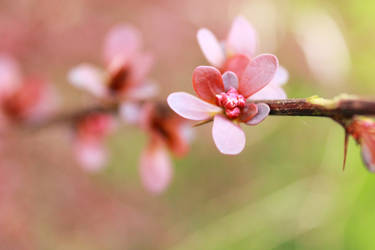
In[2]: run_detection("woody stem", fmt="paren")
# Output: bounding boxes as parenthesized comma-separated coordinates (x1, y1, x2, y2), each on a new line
(27, 97, 375, 130)
(251, 98, 375, 118)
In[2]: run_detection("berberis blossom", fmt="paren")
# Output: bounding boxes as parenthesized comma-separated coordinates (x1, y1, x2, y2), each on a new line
(167, 56, 278, 155)
(168, 16, 283, 155)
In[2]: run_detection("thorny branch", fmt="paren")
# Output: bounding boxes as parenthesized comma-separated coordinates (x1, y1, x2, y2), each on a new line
(29, 95, 375, 130)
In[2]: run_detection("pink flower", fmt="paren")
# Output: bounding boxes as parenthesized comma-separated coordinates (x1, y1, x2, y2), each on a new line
(167, 55, 278, 155)
(197, 16, 288, 100)
(0, 55, 57, 123)
(74, 113, 116, 172)
(138, 103, 191, 193)
(68, 24, 157, 100)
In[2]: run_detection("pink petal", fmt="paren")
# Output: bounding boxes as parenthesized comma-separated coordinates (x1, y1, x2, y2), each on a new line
(103, 24, 141, 67)
(125, 80, 159, 100)
(361, 144, 375, 172)
(129, 52, 154, 84)
(222, 71, 239, 91)
(7, 79, 58, 122)
(119, 102, 142, 125)
(239, 54, 278, 98)
(249, 85, 287, 100)
(197, 28, 226, 67)
(193, 66, 225, 103)
(140, 142, 172, 193)
(0, 55, 21, 98)
(361, 143, 375, 172)
(269, 65, 289, 86)
(360, 129, 375, 172)
(226, 16, 257, 57)
(222, 54, 250, 79)
(246, 103, 270, 125)
(26, 83, 59, 122)
(68, 64, 107, 97)
(75, 141, 107, 172)
(212, 114, 246, 155)
(239, 103, 258, 122)
(167, 92, 222, 121)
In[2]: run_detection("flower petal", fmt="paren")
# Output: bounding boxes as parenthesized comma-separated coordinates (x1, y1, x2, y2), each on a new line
(222, 71, 239, 91)
(140, 142, 172, 193)
(222, 54, 250, 79)
(75, 141, 107, 172)
(119, 102, 142, 125)
(193, 66, 225, 103)
(360, 129, 375, 172)
(239, 103, 258, 122)
(361, 143, 375, 173)
(226, 16, 257, 57)
(249, 85, 287, 100)
(212, 114, 245, 155)
(246, 103, 270, 125)
(26, 82, 59, 122)
(197, 28, 226, 67)
(68, 64, 107, 97)
(125, 80, 159, 100)
(239, 54, 278, 98)
(104, 24, 141, 67)
(0, 54, 22, 98)
(167, 92, 221, 121)
(129, 52, 154, 84)
(270, 65, 289, 86)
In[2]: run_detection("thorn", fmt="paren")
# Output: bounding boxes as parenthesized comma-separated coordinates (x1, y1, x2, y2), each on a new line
(343, 131, 349, 171)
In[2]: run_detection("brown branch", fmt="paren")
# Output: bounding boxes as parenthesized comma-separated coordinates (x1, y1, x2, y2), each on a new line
(251, 97, 375, 118)
(26, 96, 375, 131)
(26, 103, 119, 131)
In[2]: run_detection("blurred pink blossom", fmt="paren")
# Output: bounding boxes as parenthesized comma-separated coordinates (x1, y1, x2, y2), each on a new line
(68, 24, 157, 100)
(0, 54, 57, 124)
(197, 16, 288, 100)
(74, 113, 117, 171)
(138, 103, 191, 193)
(168, 54, 278, 155)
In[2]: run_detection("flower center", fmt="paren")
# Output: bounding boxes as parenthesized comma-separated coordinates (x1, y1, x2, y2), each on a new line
(215, 87, 246, 119)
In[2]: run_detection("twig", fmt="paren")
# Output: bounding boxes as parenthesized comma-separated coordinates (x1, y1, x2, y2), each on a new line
(251, 98, 375, 118)
(27, 96, 375, 131)
(27, 103, 119, 131)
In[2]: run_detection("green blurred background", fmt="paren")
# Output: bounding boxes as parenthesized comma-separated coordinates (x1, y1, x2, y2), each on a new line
(1, 0, 375, 249)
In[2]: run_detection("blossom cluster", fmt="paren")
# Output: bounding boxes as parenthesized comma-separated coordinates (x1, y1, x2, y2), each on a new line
(0, 16, 289, 193)
(67, 24, 191, 193)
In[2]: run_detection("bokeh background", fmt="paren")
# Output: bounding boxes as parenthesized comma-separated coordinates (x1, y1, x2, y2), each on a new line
(1, 0, 375, 249)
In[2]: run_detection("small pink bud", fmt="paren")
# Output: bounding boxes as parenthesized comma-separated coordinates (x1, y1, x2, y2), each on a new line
(216, 87, 246, 119)
(224, 97, 237, 109)
(237, 95, 246, 108)
(216, 93, 226, 106)
(225, 107, 241, 119)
